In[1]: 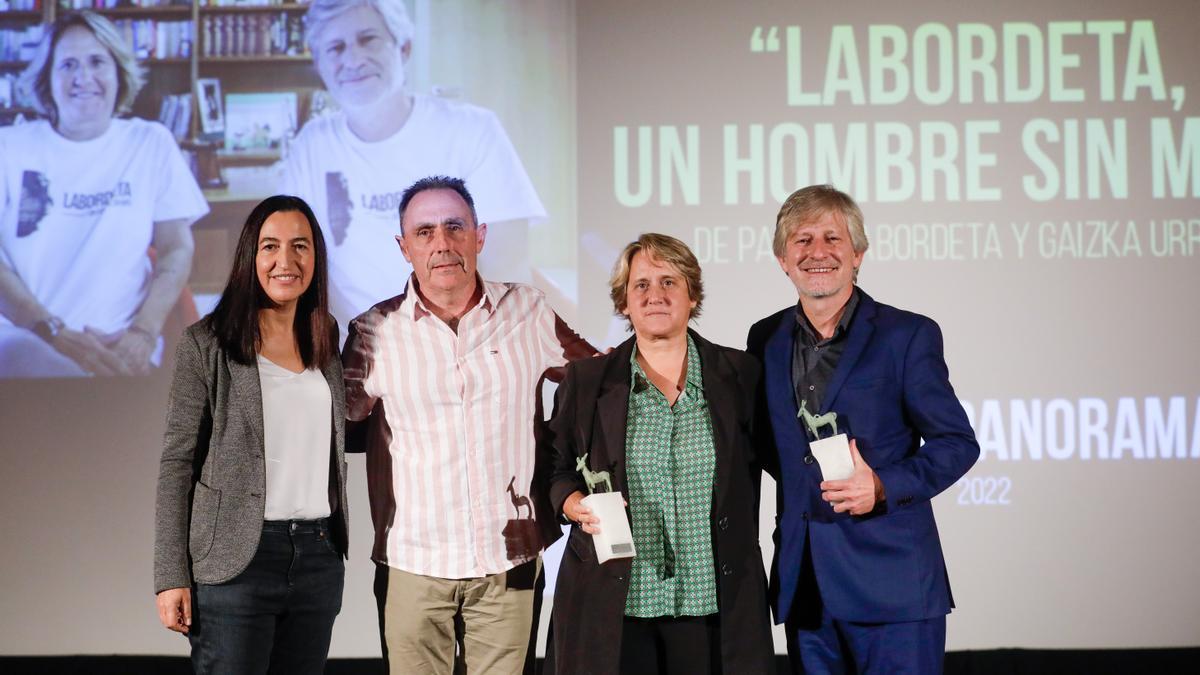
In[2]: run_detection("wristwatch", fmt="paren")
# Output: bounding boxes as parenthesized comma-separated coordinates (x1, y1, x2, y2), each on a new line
(31, 316, 65, 343)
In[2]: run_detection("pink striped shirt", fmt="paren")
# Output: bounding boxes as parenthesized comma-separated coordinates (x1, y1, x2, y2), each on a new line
(343, 277, 594, 578)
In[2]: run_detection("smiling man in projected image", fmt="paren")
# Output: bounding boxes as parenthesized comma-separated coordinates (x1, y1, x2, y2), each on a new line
(282, 0, 545, 336)
(747, 184, 979, 673)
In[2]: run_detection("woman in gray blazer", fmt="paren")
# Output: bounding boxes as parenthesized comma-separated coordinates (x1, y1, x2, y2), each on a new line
(154, 195, 350, 674)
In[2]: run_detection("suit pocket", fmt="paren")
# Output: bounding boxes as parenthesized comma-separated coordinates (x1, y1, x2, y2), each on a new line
(844, 376, 890, 390)
(189, 481, 220, 563)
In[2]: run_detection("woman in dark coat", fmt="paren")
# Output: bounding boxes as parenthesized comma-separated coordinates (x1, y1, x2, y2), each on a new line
(544, 233, 774, 674)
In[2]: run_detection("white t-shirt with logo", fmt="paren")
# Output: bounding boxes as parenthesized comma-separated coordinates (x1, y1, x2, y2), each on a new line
(280, 94, 546, 330)
(0, 118, 209, 334)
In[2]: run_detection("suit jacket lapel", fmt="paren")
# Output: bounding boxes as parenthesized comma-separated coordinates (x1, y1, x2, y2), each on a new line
(764, 308, 814, 460)
(765, 311, 799, 421)
(821, 289, 877, 413)
(228, 357, 265, 451)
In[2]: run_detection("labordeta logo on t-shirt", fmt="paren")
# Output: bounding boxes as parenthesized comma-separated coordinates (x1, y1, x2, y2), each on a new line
(360, 189, 405, 214)
(325, 171, 352, 246)
(17, 172, 134, 238)
(17, 170, 52, 237)
(323, 170, 411, 248)
(61, 180, 133, 215)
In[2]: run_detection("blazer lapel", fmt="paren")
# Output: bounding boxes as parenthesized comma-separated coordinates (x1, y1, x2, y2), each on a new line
(228, 357, 265, 451)
(592, 337, 634, 492)
(694, 331, 738, 516)
(821, 289, 877, 414)
(320, 359, 346, 454)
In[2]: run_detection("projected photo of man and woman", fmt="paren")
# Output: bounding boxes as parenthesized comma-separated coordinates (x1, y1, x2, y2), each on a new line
(0, 0, 543, 379)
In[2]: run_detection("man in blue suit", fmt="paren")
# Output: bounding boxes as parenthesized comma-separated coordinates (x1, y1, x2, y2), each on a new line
(747, 185, 979, 673)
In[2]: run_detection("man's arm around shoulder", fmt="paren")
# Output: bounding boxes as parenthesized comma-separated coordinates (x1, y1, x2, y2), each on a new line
(341, 313, 381, 453)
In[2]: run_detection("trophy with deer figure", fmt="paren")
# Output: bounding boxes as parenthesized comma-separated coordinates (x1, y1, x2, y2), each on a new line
(798, 401, 854, 481)
(576, 453, 635, 563)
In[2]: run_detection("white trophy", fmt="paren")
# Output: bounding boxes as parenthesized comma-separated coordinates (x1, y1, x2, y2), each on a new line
(799, 402, 854, 481)
(576, 453, 636, 563)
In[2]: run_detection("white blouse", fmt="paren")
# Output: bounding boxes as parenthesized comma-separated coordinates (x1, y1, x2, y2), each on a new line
(257, 355, 332, 520)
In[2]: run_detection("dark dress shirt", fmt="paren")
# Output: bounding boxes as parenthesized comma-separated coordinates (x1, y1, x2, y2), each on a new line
(791, 288, 860, 423)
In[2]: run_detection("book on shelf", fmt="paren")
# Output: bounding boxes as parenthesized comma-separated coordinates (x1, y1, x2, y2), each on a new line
(0, 73, 14, 108)
(112, 19, 193, 60)
(202, 11, 306, 57)
(57, 1, 190, 9)
(202, 1, 309, 7)
(1, 1, 43, 12)
(0, 24, 44, 65)
(156, 91, 192, 141)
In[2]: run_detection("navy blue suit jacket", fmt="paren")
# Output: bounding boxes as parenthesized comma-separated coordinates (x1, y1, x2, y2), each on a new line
(747, 289, 978, 625)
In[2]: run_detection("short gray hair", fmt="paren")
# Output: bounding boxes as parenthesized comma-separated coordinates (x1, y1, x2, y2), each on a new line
(305, 0, 415, 53)
(773, 184, 869, 258)
(18, 11, 144, 124)
(398, 175, 478, 235)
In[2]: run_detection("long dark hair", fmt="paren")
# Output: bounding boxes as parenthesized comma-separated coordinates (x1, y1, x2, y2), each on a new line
(208, 195, 336, 368)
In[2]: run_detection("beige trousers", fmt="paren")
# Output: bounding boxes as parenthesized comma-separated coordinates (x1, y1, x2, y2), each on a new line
(380, 558, 540, 675)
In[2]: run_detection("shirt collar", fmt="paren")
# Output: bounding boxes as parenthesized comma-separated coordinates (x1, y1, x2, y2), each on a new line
(794, 287, 860, 345)
(402, 273, 502, 322)
(629, 332, 704, 393)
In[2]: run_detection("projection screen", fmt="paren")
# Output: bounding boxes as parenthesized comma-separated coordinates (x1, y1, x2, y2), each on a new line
(0, 0, 1197, 658)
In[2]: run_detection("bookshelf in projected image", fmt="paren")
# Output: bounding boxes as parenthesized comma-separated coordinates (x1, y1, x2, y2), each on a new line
(191, 2, 319, 300)
(0, 2, 42, 122)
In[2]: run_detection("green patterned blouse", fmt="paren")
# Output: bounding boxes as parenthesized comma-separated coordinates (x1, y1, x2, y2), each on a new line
(623, 334, 718, 618)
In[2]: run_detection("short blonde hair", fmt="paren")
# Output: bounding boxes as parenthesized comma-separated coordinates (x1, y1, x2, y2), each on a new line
(18, 11, 144, 125)
(773, 184, 869, 258)
(609, 233, 704, 328)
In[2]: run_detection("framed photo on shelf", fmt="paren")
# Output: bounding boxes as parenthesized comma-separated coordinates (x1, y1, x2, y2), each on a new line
(224, 91, 298, 154)
(195, 78, 225, 139)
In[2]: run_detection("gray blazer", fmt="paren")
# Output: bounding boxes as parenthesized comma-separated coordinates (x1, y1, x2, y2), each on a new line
(154, 321, 349, 594)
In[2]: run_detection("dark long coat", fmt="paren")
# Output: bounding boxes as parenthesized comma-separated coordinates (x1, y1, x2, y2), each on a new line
(542, 330, 774, 675)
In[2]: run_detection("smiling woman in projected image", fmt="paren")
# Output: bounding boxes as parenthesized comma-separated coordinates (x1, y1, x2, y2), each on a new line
(281, 0, 545, 335)
(0, 11, 208, 378)
(154, 195, 349, 674)
(543, 234, 773, 674)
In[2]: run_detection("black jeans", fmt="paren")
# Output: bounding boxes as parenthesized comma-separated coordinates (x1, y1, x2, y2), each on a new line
(189, 519, 345, 675)
(619, 614, 721, 675)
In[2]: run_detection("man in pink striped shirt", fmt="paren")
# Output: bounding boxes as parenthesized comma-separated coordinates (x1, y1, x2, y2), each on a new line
(342, 176, 595, 673)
